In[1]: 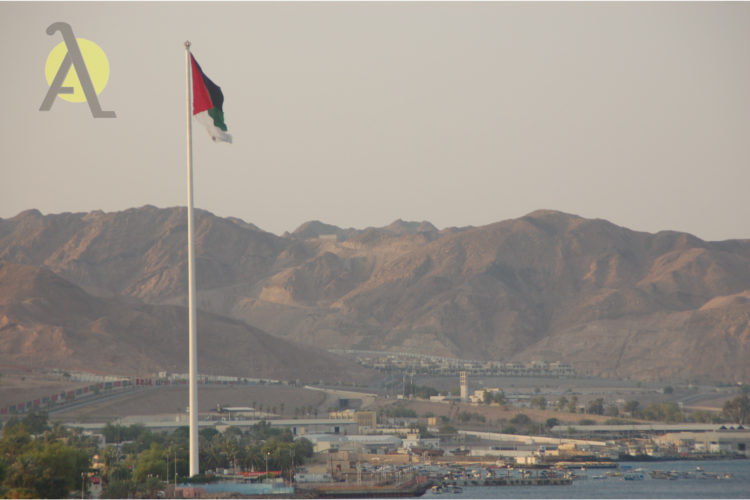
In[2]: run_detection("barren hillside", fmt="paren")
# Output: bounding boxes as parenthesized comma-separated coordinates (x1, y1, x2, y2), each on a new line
(0, 261, 375, 383)
(2, 207, 749, 382)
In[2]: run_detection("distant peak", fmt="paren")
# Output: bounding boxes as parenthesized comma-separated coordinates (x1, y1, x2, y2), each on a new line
(384, 219, 438, 235)
(523, 209, 581, 220)
(291, 220, 343, 239)
(16, 208, 43, 218)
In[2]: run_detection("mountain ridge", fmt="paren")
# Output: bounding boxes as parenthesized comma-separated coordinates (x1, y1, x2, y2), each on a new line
(1, 206, 748, 382)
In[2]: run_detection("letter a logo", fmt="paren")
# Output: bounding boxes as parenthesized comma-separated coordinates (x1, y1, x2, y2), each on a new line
(40, 22, 116, 118)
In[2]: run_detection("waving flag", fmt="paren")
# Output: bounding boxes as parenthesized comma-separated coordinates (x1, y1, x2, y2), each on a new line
(190, 54, 232, 143)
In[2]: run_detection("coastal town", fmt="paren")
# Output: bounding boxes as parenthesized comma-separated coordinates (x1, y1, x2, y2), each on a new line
(2, 366, 747, 498)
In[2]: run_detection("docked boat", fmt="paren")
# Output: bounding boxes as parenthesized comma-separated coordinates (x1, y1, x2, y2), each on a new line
(296, 478, 434, 498)
(622, 471, 645, 480)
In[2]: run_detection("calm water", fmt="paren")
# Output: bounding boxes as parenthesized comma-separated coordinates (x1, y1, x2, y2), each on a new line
(422, 460, 750, 499)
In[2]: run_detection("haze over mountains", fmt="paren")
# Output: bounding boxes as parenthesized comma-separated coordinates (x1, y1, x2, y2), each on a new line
(1, 207, 748, 382)
(0, 261, 374, 383)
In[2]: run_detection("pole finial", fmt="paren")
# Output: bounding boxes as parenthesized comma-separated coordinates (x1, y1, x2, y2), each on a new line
(185, 40, 191, 49)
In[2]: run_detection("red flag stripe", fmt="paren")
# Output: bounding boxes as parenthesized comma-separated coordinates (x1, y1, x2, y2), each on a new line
(190, 54, 214, 115)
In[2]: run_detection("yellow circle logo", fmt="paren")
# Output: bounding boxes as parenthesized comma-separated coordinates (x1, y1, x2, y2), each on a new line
(44, 38, 110, 103)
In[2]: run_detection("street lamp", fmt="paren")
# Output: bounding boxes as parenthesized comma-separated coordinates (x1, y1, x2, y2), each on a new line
(81, 472, 85, 500)
(265, 452, 270, 482)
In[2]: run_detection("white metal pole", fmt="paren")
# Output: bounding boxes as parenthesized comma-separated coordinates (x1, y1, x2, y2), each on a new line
(185, 40, 199, 477)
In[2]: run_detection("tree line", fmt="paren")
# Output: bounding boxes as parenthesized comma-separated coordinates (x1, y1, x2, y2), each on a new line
(101, 419, 313, 498)
(0, 412, 314, 498)
(0, 412, 93, 498)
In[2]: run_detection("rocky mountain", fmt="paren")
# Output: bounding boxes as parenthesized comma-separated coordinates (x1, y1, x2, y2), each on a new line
(0, 261, 375, 383)
(0, 207, 288, 301)
(1, 207, 748, 382)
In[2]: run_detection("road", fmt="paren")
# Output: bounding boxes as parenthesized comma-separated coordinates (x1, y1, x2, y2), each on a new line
(49, 385, 160, 415)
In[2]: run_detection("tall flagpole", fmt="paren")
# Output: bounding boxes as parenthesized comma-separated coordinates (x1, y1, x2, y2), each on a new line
(185, 40, 200, 477)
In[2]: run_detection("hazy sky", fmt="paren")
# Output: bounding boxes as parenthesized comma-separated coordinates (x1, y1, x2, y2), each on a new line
(2, 2, 749, 240)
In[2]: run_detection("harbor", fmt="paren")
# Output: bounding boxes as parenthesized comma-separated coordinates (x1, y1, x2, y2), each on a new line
(171, 458, 747, 498)
(421, 459, 750, 498)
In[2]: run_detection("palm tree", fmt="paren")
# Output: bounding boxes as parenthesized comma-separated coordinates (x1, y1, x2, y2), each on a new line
(222, 437, 240, 472)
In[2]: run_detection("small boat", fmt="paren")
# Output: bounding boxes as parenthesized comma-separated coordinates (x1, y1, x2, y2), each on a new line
(649, 470, 678, 480)
(623, 472, 644, 481)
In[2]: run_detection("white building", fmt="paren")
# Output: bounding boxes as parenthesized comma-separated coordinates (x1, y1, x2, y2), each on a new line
(402, 432, 440, 451)
(655, 429, 750, 457)
(302, 433, 402, 454)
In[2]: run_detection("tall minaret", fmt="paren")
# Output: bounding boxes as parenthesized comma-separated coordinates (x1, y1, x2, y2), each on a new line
(460, 371, 468, 402)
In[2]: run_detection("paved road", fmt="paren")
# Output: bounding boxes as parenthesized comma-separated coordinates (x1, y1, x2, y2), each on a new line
(49, 386, 159, 415)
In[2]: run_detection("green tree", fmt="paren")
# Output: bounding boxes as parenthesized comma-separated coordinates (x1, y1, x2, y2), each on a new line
(438, 424, 457, 436)
(723, 394, 750, 424)
(0, 422, 32, 461)
(102, 422, 121, 443)
(248, 420, 282, 441)
(493, 391, 506, 406)
(21, 411, 50, 435)
(224, 426, 244, 441)
(293, 438, 314, 460)
(402, 384, 438, 399)
(199, 432, 227, 473)
(0, 423, 89, 499)
(689, 410, 717, 423)
(530, 396, 547, 410)
(604, 404, 619, 417)
(640, 402, 684, 423)
(586, 398, 605, 415)
(383, 406, 417, 418)
(483, 390, 492, 405)
(510, 413, 532, 426)
(623, 400, 640, 416)
(33, 441, 90, 498)
(133, 443, 167, 482)
(567, 395, 579, 413)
